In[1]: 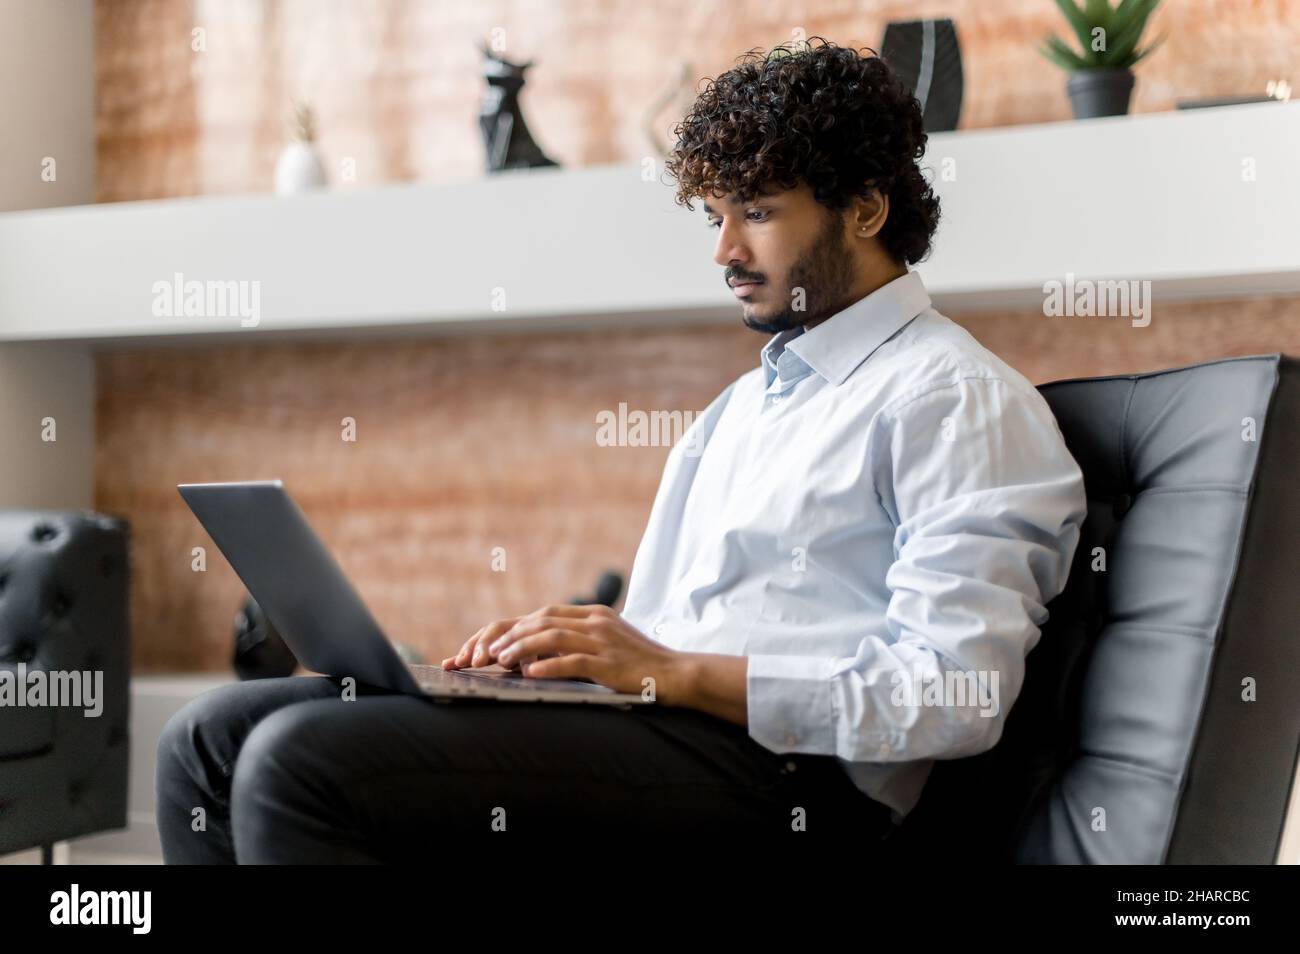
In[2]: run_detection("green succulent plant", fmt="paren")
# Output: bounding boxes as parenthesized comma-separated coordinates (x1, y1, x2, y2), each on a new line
(1040, 0, 1166, 71)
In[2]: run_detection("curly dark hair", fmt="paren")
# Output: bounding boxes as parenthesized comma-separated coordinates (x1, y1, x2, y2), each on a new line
(664, 38, 941, 266)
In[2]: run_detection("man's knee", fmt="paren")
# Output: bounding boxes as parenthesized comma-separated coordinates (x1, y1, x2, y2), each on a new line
(157, 682, 249, 784)
(158, 677, 337, 780)
(229, 700, 330, 810)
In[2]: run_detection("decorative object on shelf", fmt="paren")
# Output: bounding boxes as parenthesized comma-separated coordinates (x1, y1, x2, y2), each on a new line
(274, 100, 328, 195)
(478, 42, 558, 173)
(1040, 0, 1166, 120)
(232, 590, 423, 677)
(643, 60, 697, 157)
(880, 18, 964, 132)
(232, 593, 297, 679)
(568, 570, 625, 608)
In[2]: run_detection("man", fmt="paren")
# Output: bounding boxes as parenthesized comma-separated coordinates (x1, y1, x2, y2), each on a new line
(156, 39, 1086, 861)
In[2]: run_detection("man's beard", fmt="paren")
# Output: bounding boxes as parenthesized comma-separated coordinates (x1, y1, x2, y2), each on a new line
(742, 211, 857, 335)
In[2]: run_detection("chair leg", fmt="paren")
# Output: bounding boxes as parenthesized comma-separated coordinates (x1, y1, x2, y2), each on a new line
(38, 842, 69, 864)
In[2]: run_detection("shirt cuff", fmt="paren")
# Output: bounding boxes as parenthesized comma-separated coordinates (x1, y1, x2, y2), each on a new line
(745, 653, 838, 755)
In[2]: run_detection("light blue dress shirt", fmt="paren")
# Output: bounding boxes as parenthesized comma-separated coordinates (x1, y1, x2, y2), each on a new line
(618, 269, 1088, 823)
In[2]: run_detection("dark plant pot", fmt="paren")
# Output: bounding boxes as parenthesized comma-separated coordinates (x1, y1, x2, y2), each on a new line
(1066, 68, 1135, 119)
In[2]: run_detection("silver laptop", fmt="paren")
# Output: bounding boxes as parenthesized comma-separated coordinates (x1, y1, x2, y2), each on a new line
(177, 480, 649, 707)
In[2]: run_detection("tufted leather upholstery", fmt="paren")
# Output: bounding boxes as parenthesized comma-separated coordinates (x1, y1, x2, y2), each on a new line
(880, 353, 1300, 863)
(0, 511, 130, 855)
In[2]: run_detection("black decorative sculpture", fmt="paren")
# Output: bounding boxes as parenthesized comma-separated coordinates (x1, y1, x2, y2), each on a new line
(880, 19, 964, 132)
(232, 593, 297, 680)
(478, 42, 558, 172)
(568, 570, 625, 608)
(232, 590, 424, 677)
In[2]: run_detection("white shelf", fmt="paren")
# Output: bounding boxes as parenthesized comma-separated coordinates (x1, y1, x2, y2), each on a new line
(920, 99, 1300, 311)
(1, 100, 1298, 345)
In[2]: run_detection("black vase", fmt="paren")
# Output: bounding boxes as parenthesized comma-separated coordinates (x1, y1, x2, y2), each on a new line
(880, 18, 964, 132)
(1066, 68, 1135, 119)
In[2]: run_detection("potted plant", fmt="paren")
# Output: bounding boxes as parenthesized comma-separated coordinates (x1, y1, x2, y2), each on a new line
(1039, 0, 1166, 119)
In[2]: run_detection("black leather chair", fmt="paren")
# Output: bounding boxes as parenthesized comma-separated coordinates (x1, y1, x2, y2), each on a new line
(882, 353, 1300, 863)
(0, 511, 130, 861)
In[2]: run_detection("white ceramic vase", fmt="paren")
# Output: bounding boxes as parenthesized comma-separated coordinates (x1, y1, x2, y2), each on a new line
(274, 141, 327, 195)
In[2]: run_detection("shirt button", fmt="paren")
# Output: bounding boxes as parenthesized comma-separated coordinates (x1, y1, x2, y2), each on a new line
(880, 742, 894, 756)
(784, 732, 798, 746)
(771, 394, 782, 403)
(652, 623, 665, 635)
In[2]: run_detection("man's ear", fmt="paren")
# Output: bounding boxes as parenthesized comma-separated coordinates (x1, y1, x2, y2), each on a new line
(852, 188, 890, 239)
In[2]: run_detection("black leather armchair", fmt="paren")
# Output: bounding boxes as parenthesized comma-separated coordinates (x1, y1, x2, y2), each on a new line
(882, 353, 1300, 863)
(0, 511, 130, 860)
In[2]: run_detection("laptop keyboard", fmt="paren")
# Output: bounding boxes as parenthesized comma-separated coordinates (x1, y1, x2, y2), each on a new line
(407, 663, 618, 695)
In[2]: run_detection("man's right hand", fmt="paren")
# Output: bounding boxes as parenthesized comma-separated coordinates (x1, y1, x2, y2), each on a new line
(442, 608, 574, 673)
(442, 616, 526, 670)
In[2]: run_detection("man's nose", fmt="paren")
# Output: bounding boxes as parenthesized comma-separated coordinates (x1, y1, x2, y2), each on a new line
(712, 223, 749, 269)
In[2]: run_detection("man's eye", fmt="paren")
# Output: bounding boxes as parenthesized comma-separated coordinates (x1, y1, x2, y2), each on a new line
(708, 211, 768, 229)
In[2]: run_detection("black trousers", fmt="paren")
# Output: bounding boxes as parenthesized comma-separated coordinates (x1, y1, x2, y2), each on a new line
(155, 675, 897, 862)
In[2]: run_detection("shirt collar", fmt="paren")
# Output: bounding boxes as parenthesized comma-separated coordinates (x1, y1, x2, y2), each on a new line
(759, 269, 932, 389)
